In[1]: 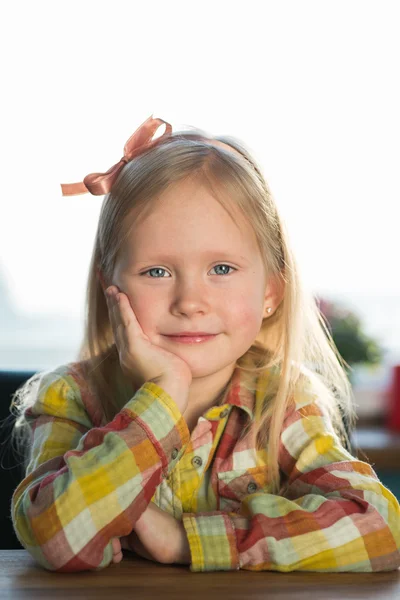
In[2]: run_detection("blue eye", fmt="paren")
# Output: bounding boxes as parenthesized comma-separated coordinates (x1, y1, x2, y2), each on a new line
(211, 264, 236, 276)
(141, 267, 169, 278)
(140, 264, 237, 278)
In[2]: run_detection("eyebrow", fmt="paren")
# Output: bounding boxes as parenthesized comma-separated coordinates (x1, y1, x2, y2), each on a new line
(133, 250, 251, 264)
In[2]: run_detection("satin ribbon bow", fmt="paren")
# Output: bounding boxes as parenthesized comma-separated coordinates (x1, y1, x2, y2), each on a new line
(60, 114, 172, 196)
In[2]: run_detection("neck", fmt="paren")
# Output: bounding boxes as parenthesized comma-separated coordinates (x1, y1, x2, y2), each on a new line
(181, 362, 237, 428)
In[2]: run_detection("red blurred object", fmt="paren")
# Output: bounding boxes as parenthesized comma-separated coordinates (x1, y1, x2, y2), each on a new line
(386, 365, 400, 433)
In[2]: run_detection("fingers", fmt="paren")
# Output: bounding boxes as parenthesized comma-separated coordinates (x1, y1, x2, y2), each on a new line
(111, 537, 123, 564)
(105, 286, 124, 345)
(106, 286, 143, 341)
(112, 536, 121, 554)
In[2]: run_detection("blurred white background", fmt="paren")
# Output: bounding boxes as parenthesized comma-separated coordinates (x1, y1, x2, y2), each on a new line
(0, 0, 399, 415)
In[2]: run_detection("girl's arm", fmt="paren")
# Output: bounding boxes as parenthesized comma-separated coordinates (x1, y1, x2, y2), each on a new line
(120, 502, 191, 564)
(11, 365, 190, 572)
(179, 396, 400, 572)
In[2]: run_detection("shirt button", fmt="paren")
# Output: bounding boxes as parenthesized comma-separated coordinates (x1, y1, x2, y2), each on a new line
(171, 448, 179, 460)
(191, 456, 203, 468)
(247, 482, 258, 494)
(219, 408, 229, 418)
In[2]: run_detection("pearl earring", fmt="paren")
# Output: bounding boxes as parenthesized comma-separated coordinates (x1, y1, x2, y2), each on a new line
(266, 307, 272, 315)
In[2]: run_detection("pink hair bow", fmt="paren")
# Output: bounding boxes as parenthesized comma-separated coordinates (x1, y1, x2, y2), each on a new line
(60, 114, 172, 196)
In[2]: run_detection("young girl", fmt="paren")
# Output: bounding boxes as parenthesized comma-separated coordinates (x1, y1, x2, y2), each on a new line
(9, 114, 400, 573)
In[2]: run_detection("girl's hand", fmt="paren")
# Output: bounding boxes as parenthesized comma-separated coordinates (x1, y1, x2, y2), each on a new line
(111, 533, 155, 564)
(122, 502, 191, 565)
(120, 530, 159, 563)
(105, 285, 192, 397)
(111, 537, 123, 564)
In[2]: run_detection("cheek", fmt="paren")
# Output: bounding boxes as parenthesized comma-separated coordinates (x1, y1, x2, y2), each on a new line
(227, 297, 263, 332)
(123, 288, 161, 331)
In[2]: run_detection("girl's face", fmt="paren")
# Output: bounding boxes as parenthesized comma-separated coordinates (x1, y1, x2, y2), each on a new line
(112, 177, 278, 379)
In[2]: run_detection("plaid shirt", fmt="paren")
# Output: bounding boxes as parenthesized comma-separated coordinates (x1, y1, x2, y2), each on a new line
(11, 360, 400, 573)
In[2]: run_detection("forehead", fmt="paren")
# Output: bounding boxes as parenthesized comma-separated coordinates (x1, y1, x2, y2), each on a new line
(120, 178, 260, 263)
(136, 177, 249, 232)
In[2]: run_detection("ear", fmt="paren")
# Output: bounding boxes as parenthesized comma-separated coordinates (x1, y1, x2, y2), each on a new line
(263, 273, 285, 318)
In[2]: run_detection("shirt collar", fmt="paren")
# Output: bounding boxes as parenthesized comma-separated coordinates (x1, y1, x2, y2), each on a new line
(118, 358, 279, 425)
(213, 363, 279, 423)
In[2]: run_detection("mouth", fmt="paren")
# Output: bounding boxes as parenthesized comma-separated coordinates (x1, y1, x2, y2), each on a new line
(163, 334, 218, 344)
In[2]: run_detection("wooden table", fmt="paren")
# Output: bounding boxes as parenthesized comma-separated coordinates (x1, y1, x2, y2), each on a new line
(1, 550, 399, 599)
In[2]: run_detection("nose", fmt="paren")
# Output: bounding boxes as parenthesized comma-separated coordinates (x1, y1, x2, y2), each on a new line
(170, 277, 211, 316)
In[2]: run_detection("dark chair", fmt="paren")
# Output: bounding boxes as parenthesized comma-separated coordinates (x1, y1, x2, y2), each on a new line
(0, 370, 35, 549)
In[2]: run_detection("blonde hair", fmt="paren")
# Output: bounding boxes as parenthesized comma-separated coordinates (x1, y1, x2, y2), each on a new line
(7, 124, 364, 493)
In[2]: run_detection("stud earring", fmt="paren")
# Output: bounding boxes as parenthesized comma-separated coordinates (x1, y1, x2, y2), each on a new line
(266, 307, 272, 315)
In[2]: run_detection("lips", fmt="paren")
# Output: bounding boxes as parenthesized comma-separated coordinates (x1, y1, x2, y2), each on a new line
(164, 330, 216, 336)
(167, 333, 213, 337)
(164, 333, 218, 344)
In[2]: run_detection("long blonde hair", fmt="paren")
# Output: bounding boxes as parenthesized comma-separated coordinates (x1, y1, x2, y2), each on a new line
(7, 124, 364, 493)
